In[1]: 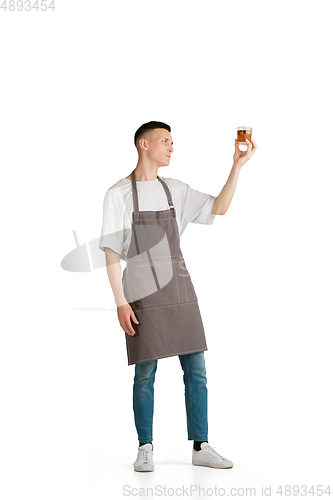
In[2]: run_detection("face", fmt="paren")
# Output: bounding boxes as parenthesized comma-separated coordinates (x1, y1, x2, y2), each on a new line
(142, 128, 174, 166)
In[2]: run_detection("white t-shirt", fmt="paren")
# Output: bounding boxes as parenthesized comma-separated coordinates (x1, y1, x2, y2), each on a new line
(99, 176, 217, 262)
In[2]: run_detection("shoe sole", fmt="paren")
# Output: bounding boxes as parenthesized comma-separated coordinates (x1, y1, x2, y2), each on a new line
(192, 462, 233, 469)
(134, 467, 154, 472)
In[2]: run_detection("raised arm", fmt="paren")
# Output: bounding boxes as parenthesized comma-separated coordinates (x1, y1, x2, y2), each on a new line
(212, 138, 258, 215)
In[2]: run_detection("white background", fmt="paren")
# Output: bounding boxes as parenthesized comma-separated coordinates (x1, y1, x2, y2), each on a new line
(1, 0, 332, 498)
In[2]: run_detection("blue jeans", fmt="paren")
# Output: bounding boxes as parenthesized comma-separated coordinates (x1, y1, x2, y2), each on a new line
(133, 351, 208, 443)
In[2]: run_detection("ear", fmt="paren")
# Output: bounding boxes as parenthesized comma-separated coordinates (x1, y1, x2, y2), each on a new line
(139, 138, 148, 150)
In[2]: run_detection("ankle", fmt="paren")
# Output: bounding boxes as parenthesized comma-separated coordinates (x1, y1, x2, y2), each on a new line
(139, 441, 153, 450)
(193, 440, 208, 451)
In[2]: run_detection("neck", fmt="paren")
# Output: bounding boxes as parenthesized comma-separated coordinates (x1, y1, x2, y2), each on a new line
(132, 159, 162, 181)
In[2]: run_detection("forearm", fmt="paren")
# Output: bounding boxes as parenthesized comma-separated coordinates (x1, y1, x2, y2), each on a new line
(105, 250, 128, 307)
(212, 162, 242, 215)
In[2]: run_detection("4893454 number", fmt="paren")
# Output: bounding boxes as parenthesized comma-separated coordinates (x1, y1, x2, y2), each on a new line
(276, 484, 331, 496)
(1, 0, 55, 11)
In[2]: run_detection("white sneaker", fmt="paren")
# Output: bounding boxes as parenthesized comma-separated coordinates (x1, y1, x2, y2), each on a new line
(133, 443, 154, 472)
(192, 442, 233, 469)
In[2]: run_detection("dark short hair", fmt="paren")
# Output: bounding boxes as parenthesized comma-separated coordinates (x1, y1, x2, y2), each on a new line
(134, 121, 171, 150)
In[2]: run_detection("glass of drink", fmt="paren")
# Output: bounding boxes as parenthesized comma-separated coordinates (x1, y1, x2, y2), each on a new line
(237, 126, 252, 146)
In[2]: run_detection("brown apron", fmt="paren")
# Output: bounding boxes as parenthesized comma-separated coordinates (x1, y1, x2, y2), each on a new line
(122, 169, 208, 365)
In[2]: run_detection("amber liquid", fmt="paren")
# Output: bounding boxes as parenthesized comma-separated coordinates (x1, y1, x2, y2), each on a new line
(237, 129, 252, 145)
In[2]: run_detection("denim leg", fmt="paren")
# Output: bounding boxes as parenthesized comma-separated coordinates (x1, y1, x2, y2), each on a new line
(133, 359, 158, 444)
(179, 351, 208, 441)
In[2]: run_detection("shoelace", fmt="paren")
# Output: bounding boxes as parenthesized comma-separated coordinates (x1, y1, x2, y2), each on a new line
(140, 449, 151, 463)
(203, 445, 225, 460)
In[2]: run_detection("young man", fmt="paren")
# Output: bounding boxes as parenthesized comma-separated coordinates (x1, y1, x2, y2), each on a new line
(99, 121, 257, 472)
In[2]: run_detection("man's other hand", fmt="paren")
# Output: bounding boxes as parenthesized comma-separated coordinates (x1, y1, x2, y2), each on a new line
(117, 303, 139, 336)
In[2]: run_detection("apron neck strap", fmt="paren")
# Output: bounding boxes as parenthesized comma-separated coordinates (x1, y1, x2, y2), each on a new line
(131, 170, 174, 220)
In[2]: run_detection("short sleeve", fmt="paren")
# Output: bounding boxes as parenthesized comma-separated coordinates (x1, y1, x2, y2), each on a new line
(178, 181, 217, 232)
(99, 187, 125, 255)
